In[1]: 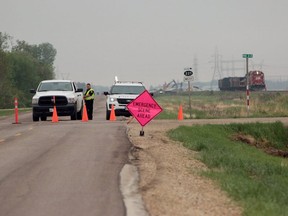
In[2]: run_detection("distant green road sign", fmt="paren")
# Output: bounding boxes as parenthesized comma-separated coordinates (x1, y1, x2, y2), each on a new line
(242, 54, 253, 58)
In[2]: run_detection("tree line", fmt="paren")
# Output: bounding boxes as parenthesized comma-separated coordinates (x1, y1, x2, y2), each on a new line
(0, 32, 57, 108)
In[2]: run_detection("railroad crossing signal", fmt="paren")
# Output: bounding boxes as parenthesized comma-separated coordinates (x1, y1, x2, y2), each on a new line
(242, 53, 253, 116)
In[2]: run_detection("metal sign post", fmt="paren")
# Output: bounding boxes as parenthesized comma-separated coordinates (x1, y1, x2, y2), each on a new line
(184, 68, 194, 119)
(188, 80, 192, 118)
(242, 54, 253, 116)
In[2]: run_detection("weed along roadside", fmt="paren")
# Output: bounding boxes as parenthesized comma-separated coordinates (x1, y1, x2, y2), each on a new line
(168, 122, 288, 216)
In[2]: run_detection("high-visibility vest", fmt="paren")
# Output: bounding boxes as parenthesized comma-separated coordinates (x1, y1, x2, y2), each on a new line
(84, 88, 95, 100)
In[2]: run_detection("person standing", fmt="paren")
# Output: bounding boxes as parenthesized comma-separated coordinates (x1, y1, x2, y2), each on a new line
(84, 83, 95, 120)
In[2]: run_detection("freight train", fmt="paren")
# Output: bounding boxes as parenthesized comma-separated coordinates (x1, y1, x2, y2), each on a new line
(218, 70, 266, 91)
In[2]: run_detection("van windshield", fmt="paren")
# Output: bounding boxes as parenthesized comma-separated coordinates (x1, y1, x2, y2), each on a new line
(38, 82, 73, 92)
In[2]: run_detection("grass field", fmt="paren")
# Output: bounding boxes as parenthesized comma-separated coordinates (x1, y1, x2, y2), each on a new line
(168, 122, 288, 216)
(161, 92, 288, 215)
(155, 91, 288, 119)
(0, 108, 31, 117)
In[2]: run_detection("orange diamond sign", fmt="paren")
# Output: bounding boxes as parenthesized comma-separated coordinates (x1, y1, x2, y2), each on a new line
(127, 90, 163, 126)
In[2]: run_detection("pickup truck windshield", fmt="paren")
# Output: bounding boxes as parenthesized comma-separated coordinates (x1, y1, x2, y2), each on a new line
(38, 82, 73, 92)
(111, 85, 145, 94)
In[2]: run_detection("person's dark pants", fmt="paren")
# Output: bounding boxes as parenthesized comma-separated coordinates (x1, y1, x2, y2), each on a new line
(85, 99, 94, 120)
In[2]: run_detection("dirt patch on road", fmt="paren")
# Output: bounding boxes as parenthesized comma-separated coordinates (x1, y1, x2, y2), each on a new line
(127, 121, 242, 216)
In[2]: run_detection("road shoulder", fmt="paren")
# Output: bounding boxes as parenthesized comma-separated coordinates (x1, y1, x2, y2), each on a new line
(127, 121, 242, 216)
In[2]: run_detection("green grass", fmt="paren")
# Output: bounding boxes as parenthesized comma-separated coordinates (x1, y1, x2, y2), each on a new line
(154, 91, 288, 119)
(0, 108, 31, 117)
(168, 122, 288, 216)
(156, 109, 178, 119)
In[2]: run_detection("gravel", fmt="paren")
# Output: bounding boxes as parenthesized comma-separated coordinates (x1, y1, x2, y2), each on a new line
(127, 120, 245, 216)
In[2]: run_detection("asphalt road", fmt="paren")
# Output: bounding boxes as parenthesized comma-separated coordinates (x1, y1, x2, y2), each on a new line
(0, 96, 132, 216)
(2, 95, 288, 216)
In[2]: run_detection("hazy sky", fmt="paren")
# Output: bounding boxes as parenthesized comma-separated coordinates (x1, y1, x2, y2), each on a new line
(1, 0, 288, 87)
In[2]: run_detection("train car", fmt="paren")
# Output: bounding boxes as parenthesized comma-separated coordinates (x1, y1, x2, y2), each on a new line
(218, 77, 246, 91)
(218, 70, 266, 91)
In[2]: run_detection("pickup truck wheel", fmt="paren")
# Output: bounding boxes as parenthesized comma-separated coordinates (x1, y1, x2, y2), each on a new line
(106, 109, 111, 120)
(40, 116, 47, 121)
(33, 115, 39, 122)
(77, 107, 83, 120)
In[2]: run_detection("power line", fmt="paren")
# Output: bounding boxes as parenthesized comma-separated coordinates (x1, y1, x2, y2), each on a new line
(221, 59, 245, 77)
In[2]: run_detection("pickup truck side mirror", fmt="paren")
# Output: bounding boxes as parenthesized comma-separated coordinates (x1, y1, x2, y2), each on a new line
(150, 92, 154, 97)
(76, 88, 83, 93)
(30, 89, 36, 93)
(103, 91, 109, 96)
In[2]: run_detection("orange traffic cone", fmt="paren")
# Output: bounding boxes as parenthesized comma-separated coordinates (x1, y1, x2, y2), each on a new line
(178, 105, 183, 120)
(109, 105, 116, 121)
(82, 103, 88, 122)
(52, 106, 59, 123)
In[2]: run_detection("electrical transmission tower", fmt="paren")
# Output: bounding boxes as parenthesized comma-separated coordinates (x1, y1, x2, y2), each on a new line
(210, 48, 222, 90)
(250, 60, 264, 71)
(61, 73, 70, 80)
(221, 58, 245, 77)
